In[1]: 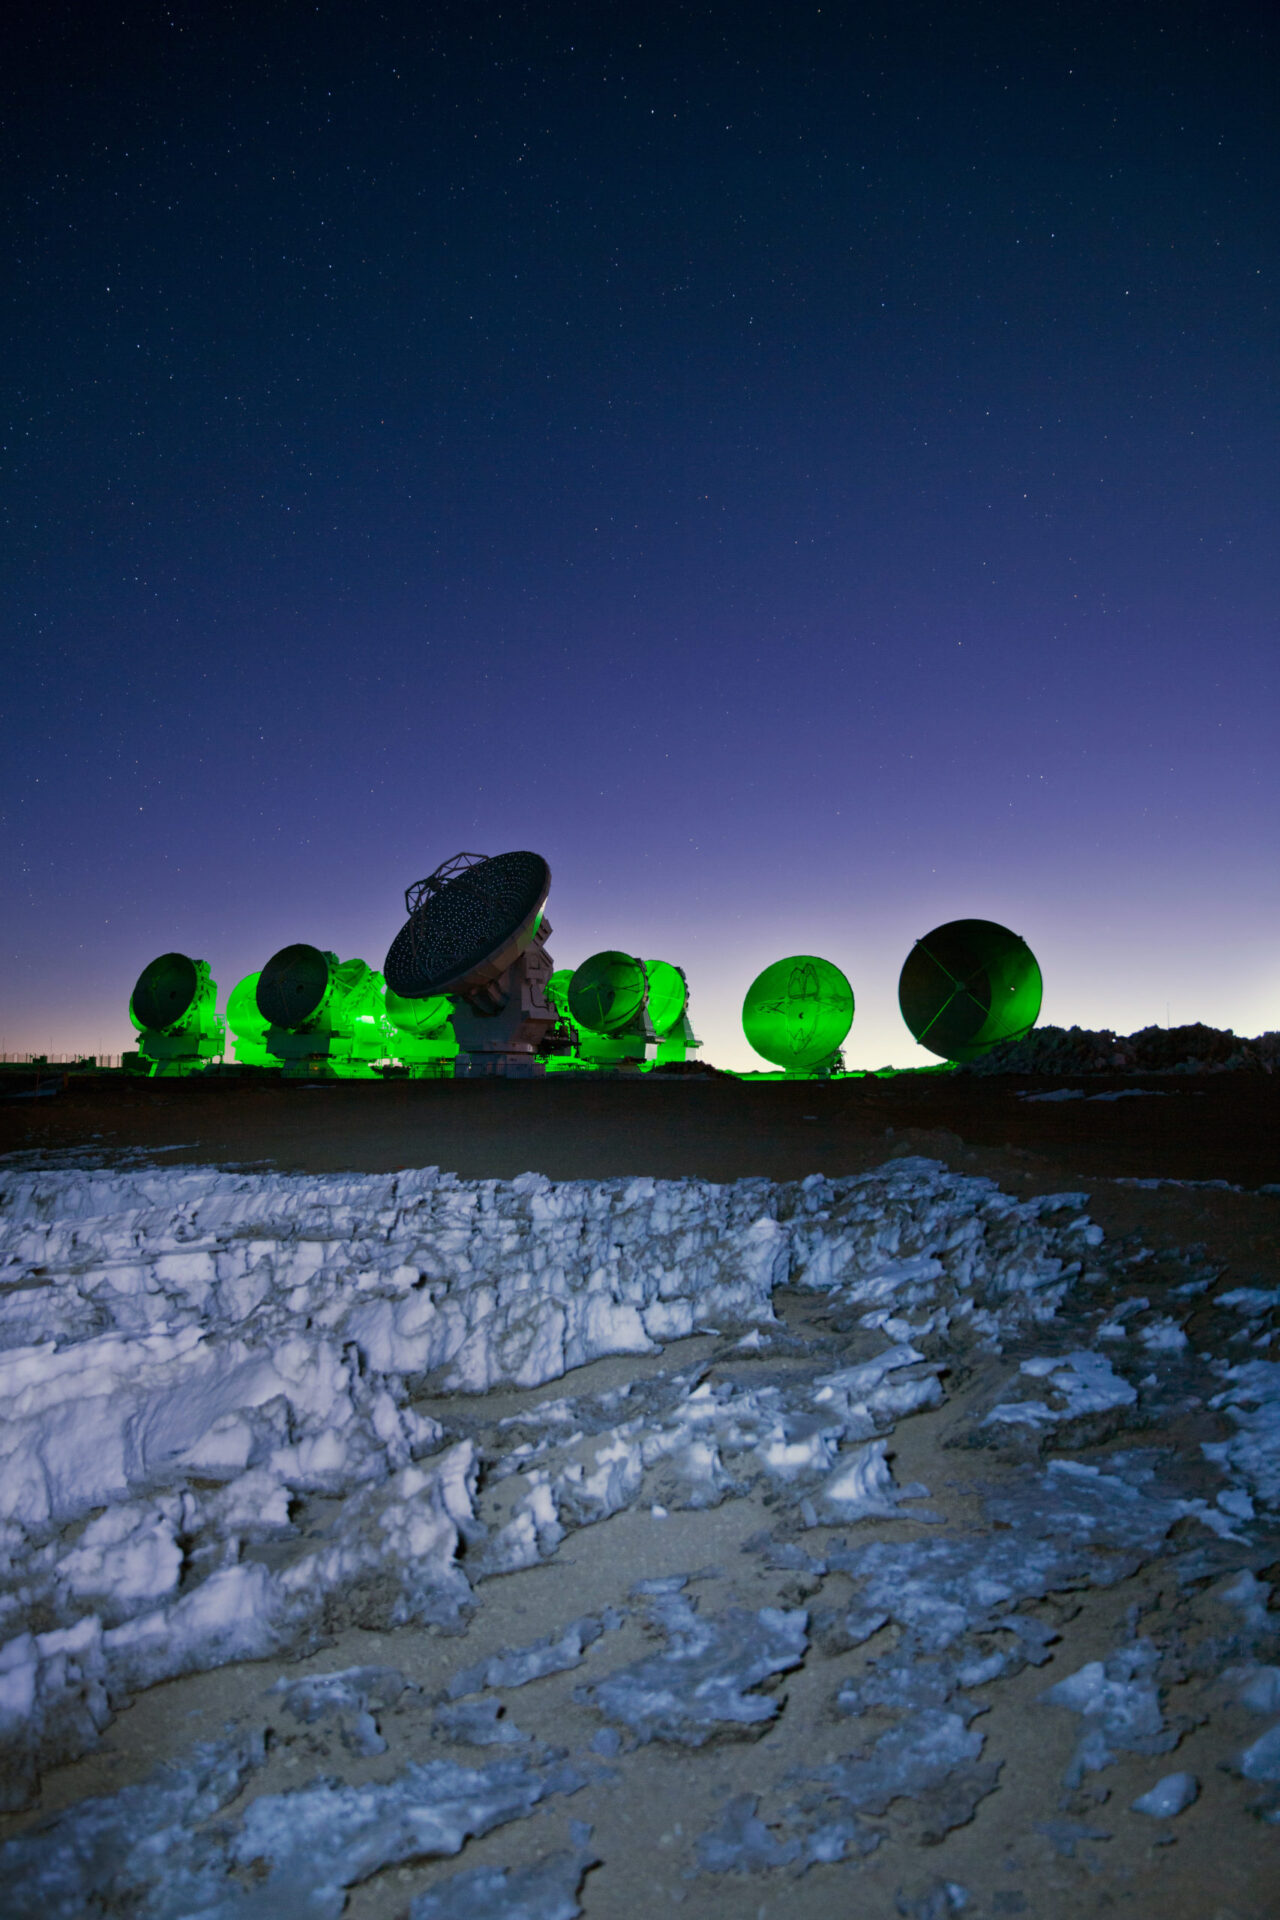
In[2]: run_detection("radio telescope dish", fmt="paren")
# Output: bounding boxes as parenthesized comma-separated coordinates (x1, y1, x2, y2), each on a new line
(742, 956, 854, 1071)
(898, 918, 1042, 1062)
(567, 951, 648, 1035)
(644, 960, 688, 1037)
(226, 972, 273, 1068)
(385, 850, 550, 1000)
(128, 952, 224, 1074)
(130, 952, 201, 1033)
(256, 944, 338, 1031)
(384, 850, 555, 1076)
(384, 986, 452, 1038)
(546, 969, 574, 1023)
(253, 945, 387, 1076)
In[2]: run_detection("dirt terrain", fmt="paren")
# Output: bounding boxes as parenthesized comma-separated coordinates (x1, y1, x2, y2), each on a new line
(4, 1063, 1278, 1187)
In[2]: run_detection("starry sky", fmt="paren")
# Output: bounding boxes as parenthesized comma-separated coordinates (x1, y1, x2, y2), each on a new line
(2, 1, 1277, 1069)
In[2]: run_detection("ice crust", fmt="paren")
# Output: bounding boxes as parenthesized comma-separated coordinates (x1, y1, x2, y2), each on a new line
(446, 1615, 618, 1697)
(695, 1792, 881, 1872)
(2, 1146, 1275, 1901)
(576, 1591, 808, 1743)
(1206, 1361, 1280, 1512)
(984, 1350, 1137, 1429)
(1131, 1771, 1198, 1817)
(269, 1662, 415, 1756)
(0, 1734, 585, 1919)
(0, 1729, 267, 1919)
(1042, 1640, 1177, 1785)
(408, 1846, 597, 1919)
(793, 1708, 986, 1815)
(0, 1155, 1116, 1798)
(815, 1458, 1188, 1658)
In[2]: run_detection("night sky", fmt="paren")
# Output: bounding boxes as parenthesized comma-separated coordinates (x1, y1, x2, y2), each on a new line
(3, 2, 1277, 1069)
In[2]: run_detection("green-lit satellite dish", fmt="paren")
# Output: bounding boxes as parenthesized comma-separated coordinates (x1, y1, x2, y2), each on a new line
(332, 956, 385, 1026)
(644, 959, 688, 1037)
(384, 985, 452, 1038)
(130, 952, 200, 1033)
(227, 972, 270, 1044)
(546, 968, 575, 1025)
(898, 917, 1042, 1062)
(742, 956, 854, 1069)
(257, 944, 337, 1031)
(568, 951, 648, 1035)
(128, 952, 224, 1073)
(225, 971, 273, 1067)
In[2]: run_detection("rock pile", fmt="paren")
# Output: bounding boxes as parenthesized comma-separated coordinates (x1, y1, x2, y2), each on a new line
(961, 1023, 1280, 1076)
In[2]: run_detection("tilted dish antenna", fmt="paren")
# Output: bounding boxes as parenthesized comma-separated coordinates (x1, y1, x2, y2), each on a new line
(255, 944, 387, 1076)
(130, 952, 203, 1033)
(128, 952, 224, 1074)
(644, 958, 700, 1067)
(383, 850, 555, 1074)
(898, 918, 1042, 1062)
(385, 851, 550, 1006)
(256, 943, 341, 1032)
(643, 960, 688, 1037)
(560, 950, 656, 1070)
(225, 972, 273, 1068)
(567, 951, 649, 1036)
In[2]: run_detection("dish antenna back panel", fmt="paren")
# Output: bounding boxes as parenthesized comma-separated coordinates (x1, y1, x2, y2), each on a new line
(898, 918, 1042, 1062)
(384, 850, 555, 1075)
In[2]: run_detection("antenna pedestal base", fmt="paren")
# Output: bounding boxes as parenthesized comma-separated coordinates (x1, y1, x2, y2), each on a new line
(449, 943, 556, 1074)
(453, 1053, 546, 1079)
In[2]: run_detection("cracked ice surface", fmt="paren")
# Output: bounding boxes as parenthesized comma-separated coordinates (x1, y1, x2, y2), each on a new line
(1206, 1361, 1280, 1511)
(813, 1457, 1190, 1657)
(0, 1162, 787, 1801)
(477, 1345, 945, 1575)
(576, 1591, 809, 1744)
(408, 1846, 598, 1920)
(6, 1141, 1278, 1915)
(1041, 1639, 1178, 1786)
(0, 1146, 1277, 1909)
(791, 1708, 988, 1817)
(0, 1735, 585, 1920)
(0, 1155, 1115, 1799)
(445, 1614, 622, 1697)
(984, 1350, 1137, 1429)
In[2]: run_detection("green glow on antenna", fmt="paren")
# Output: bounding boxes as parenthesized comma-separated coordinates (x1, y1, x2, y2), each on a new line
(226, 971, 274, 1067)
(545, 969, 576, 1026)
(384, 984, 457, 1075)
(248, 946, 390, 1077)
(128, 953, 225, 1074)
(384, 986, 452, 1037)
(644, 959, 688, 1036)
(567, 951, 648, 1035)
(898, 918, 1042, 1062)
(742, 955, 854, 1072)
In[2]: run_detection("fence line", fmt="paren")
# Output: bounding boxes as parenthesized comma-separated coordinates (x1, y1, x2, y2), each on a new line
(0, 1054, 126, 1069)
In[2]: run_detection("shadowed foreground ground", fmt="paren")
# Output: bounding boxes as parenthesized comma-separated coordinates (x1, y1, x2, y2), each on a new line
(4, 1065, 1278, 1187)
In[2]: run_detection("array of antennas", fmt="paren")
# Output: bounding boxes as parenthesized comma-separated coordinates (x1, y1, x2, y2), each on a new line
(125, 849, 1044, 1078)
(544, 952, 699, 1071)
(740, 919, 1043, 1074)
(129, 946, 456, 1078)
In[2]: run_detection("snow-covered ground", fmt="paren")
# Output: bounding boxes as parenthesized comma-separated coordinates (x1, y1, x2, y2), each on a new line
(0, 1154, 1276, 1915)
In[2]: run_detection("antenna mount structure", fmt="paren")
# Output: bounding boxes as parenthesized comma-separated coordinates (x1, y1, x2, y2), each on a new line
(384, 849, 555, 1076)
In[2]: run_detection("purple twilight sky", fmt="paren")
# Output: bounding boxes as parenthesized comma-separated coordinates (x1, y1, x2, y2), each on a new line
(2, 1, 1277, 1070)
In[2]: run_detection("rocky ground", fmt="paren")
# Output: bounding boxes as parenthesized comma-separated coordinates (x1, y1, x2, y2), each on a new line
(0, 1073, 1276, 1917)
